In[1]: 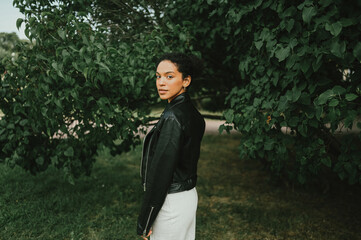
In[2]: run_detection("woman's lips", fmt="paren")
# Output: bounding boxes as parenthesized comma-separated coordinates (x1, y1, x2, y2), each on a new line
(158, 89, 168, 94)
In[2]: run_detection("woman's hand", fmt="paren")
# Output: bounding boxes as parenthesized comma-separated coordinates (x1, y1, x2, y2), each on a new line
(140, 230, 152, 240)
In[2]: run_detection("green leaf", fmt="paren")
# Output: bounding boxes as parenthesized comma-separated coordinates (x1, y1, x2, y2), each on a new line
(98, 62, 111, 73)
(29, 17, 36, 25)
(254, 40, 263, 50)
(218, 125, 225, 134)
(353, 42, 361, 61)
(275, 46, 290, 62)
(298, 173, 306, 184)
(19, 119, 28, 126)
(54, 99, 62, 108)
(286, 90, 293, 101)
(57, 29, 66, 40)
(325, 22, 342, 36)
(345, 93, 358, 101)
(179, 32, 187, 41)
(51, 156, 59, 165)
(16, 18, 23, 30)
(292, 88, 302, 102)
(253, 97, 262, 107)
(328, 99, 339, 107)
(67, 175, 75, 185)
(332, 85, 346, 95)
(36, 157, 44, 165)
(64, 147, 74, 157)
(224, 109, 234, 123)
(317, 89, 334, 105)
(286, 54, 297, 69)
(25, 28, 30, 39)
(300, 59, 310, 73)
(286, 19, 295, 32)
(51, 62, 59, 71)
(297, 124, 307, 137)
(302, 7, 317, 24)
(315, 106, 323, 120)
(288, 116, 299, 127)
(321, 157, 331, 168)
(278, 96, 288, 111)
(331, 40, 346, 58)
(264, 140, 275, 151)
(319, 0, 332, 7)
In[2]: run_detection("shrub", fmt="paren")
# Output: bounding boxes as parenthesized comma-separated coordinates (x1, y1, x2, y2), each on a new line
(0, 0, 165, 182)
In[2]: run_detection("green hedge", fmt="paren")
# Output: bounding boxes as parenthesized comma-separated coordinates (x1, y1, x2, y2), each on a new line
(2, 0, 361, 185)
(0, 0, 165, 182)
(216, 0, 361, 184)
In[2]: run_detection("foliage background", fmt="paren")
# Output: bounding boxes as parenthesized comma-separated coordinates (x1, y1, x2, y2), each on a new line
(1, 0, 361, 185)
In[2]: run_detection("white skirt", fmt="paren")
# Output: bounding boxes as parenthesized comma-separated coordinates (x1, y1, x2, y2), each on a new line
(150, 187, 198, 240)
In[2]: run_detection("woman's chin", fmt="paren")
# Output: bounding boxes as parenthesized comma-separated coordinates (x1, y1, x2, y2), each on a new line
(158, 95, 169, 100)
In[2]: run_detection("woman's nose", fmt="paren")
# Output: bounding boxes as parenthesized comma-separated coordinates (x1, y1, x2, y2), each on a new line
(158, 77, 166, 85)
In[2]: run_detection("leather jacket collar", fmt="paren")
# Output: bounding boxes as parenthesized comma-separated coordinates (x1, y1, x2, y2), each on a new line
(166, 92, 190, 110)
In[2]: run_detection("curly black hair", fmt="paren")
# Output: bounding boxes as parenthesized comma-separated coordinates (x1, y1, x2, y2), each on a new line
(156, 53, 203, 81)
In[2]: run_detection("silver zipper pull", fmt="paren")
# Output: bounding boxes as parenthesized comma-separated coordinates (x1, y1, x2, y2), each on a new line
(143, 183, 146, 191)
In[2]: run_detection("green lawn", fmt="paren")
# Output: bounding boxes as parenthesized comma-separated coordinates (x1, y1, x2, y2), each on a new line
(1, 134, 361, 239)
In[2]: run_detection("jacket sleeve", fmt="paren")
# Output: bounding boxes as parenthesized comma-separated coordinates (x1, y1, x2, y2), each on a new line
(137, 115, 183, 236)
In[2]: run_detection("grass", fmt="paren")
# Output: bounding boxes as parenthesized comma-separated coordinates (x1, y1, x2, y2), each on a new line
(1, 134, 361, 239)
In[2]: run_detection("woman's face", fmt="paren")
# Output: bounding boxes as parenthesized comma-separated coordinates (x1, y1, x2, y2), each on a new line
(156, 60, 191, 103)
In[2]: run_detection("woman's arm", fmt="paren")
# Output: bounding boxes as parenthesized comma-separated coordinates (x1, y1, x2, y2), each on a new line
(137, 115, 183, 236)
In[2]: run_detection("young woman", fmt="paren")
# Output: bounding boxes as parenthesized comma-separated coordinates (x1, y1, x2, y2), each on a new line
(137, 53, 205, 240)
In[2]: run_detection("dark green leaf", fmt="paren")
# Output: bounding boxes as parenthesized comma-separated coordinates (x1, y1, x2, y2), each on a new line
(64, 147, 74, 157)
(302, 7, 317, 23)
(36, 157, 44, 165)
(264, 139, 275, 150)
(345, 93, 358, 101)
(353, 42, 361, 61)
(317, 89, 334, 105)
(328, 99, 339, 107)
(224, 109, 234, 123)
(57, 29, 66, 40)
(98, 62, 111, 73)
(332, 85, 346, 95)
(286, 19, 295, 32)
(275, 46, 290, 62)
(325, 22, 342, 36)
(321, 157, 331, 167)
(288, 116, 299, 127)
(19, 119, 28, 126)
(254, 40, 263, 50)
(292, 88, 302, 102)
(331, 40, 346, 58)
(16, 18, 23, 30)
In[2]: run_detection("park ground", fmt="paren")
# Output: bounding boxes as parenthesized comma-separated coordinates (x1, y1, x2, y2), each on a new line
(1, 129, 361, 239)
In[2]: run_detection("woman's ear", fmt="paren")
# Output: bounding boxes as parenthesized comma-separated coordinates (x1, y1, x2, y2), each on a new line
(183, 75, 191, 88)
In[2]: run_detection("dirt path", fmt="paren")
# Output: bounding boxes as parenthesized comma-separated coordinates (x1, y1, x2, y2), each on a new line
(204, 119, 238, 135)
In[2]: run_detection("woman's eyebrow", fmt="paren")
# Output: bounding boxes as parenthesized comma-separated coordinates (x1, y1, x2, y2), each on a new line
(156, 71, 175, 74)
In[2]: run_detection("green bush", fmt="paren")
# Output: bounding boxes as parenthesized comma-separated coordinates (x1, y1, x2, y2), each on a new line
(217, 0, 361, 184)
(0, 0, 165, 182)
(2, 0, 361, 186)
(160, 0, 361, 184)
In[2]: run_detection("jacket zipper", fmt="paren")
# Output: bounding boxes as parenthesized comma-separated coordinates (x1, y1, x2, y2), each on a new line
(140, 128, 153, 178)
(143, 206, 154, 236)
(143, 134, 154, 191)
(140, 135, 146, 178)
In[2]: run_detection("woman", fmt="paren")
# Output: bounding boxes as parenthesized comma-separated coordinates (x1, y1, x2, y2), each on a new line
(137, 53, 205, 240)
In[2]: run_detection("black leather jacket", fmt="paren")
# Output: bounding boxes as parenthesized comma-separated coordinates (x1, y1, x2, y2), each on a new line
(137, 92, 205, 236)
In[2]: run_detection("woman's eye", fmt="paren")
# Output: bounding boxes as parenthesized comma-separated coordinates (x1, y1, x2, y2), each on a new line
(166, 75, 173, 79)
(156, 75, 160, 79)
